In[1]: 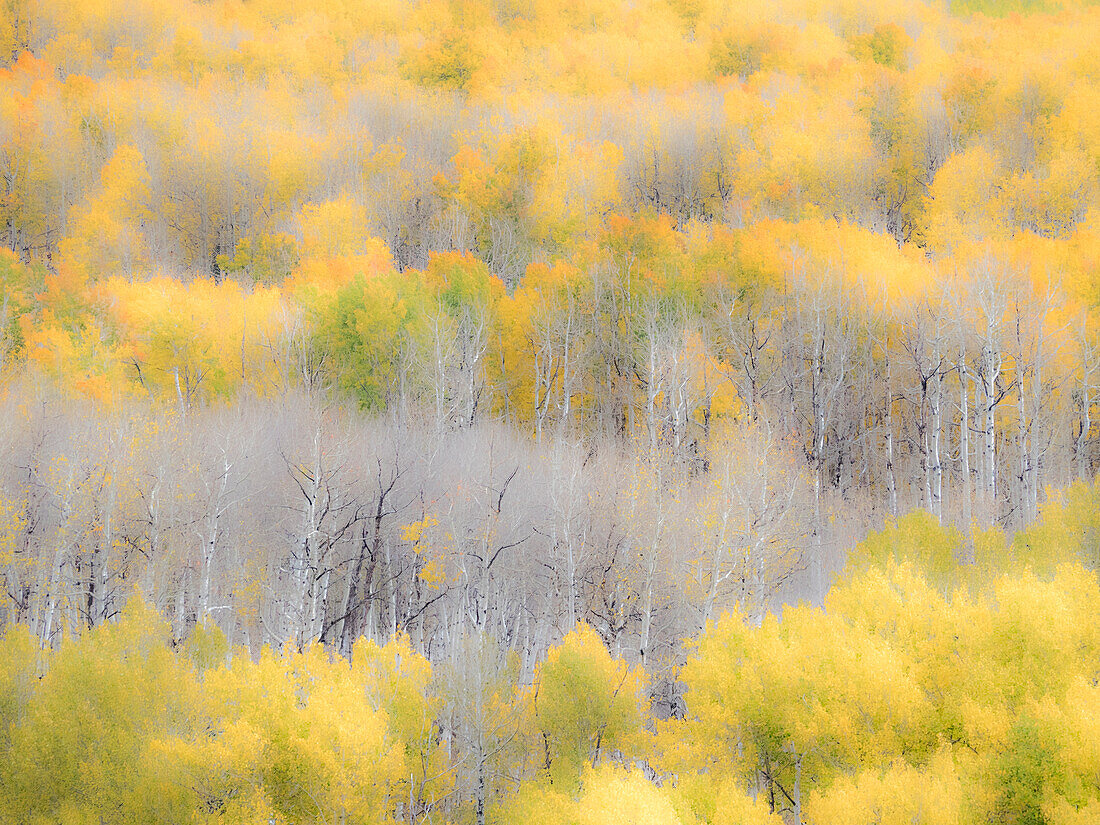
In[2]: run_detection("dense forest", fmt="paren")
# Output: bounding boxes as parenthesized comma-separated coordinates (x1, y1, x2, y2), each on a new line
(3, 0, 1100, 821)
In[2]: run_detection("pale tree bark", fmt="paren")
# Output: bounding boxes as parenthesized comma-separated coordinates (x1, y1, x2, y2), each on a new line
(958, 349, 974, 547)
(1075, 316, 1098, 479)
(696, 420, 809, 627)
(640, 300, 669, 455)
(423, 301, 488, 431)
(902, 301, 949, 521)
(437, 632, 523, 825)
(789, 266, 855, 601)
(559, 290, 577, 435)
(457, 305, 488, 427)
(1011, 279, 1062, 527)
(547, 439, 588, 628)
(930, 333, 945, 522)
(973, 264, 1010, 526)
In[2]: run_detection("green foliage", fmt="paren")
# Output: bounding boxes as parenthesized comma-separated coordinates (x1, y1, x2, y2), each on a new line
(426, 251, 502, 315)
(402, 31, 484, 91)
(950, 0, 1055, 17)
(706, 25, 778, 79)
(182, 620, 228, 673)
(674, 552, 1100, 824)
(680, 599, 930, 817)
(0, 623, 38, 752)
(216, 232, 300, 284)
(0, 250, 44, 363)
(849, 23, 910, 71)
(313, 269, 413, 410)
(994, 715, 1061, 825)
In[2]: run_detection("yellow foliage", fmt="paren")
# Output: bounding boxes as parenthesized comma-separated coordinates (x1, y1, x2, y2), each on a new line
(60, 144, 150, 281)
(575, 765, 684, 825)
(400, 513, 439, 549)
(299, 195, 373, 259)
(534, 623, 647, 787)
(805, 750, 963, 825)
(100, 275, 294, 403)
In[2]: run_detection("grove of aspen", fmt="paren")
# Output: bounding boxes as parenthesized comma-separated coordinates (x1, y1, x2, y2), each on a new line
(3, 0, 1100, 822)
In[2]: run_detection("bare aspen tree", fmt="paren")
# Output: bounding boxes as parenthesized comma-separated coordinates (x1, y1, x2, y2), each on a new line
(694, 420, 809, 627)
(901, 298, 950, 521)
(930, 323, 946, 522)
(282, 415, 360, 648)
(943, 275, 976, 542)
(958, 345, 974, 535)
(336, 439, 405, 657)
(457, 305, 489, 427)
(970, 259, 1012, 526)
(866, 299, 899, 520)
(786, 259, 856, 600)
(1010, 273, 1063, 526)
(529, 301, 560, 443)
(545, 438, 590, 628)
(885, 336, 898, 520)
(638, 297, 693, 454)
(425, 304, 460, 428)
(709, 282, 777, 425)
(1074, 315, 1098, 480)
(421, 300, 488, 430)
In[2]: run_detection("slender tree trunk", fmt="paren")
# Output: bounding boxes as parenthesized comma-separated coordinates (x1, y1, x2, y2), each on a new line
(982, 345, 1000, 523)
(1077, 327, 1093, 479)
(560, 293, 574, 433)
(931, 347, 943, 521)
(959, 352, 973, 558)
(884, 346, 897, 519)
(340, 529, 379, 656)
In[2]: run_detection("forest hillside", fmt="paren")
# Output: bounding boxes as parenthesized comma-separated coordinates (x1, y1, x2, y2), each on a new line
(3, 0, 1100, 822)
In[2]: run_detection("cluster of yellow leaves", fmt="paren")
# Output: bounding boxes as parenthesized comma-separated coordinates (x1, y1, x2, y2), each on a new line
(532, 623, 647, 786)
(0, 598, 443, 825)
(669, 499, 1100, 825)
(102, 276, 296, 403)
(60, 145, 151, 282)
